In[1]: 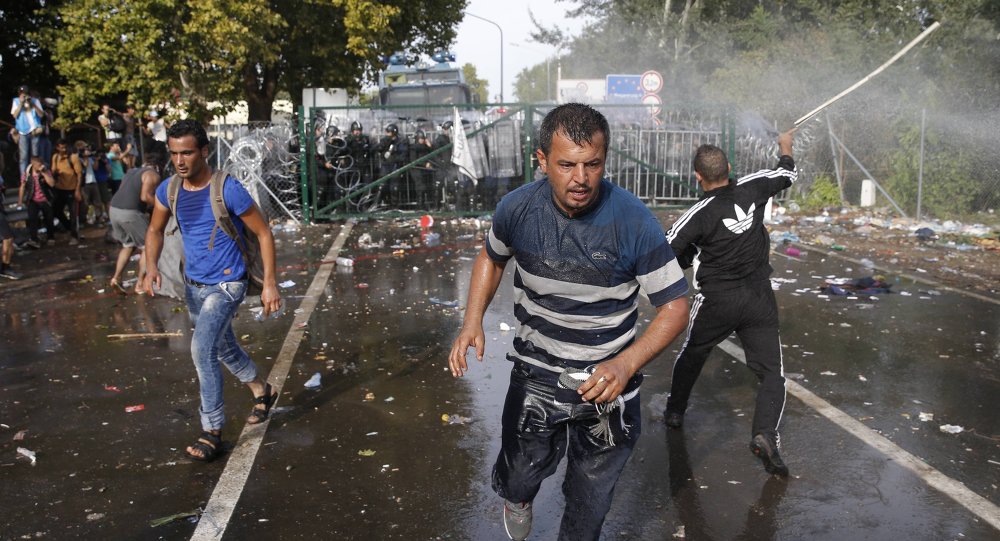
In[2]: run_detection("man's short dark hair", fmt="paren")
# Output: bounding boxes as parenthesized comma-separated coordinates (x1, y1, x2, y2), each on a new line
(167, 119, 210, 149)
(693, 144, 730, 183)
(56, 138, 68, 147)
(537, 103, 610, 156)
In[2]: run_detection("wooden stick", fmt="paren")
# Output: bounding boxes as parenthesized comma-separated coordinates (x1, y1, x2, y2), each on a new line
(794, 21, 941, 127)
(107, 332, 183, 340)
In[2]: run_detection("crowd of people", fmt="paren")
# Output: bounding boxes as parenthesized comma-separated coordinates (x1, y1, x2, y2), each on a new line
(2, 85, 170, 285)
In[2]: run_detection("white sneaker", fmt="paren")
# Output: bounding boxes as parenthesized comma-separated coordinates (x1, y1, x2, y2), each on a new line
(502, 500, 532, 541)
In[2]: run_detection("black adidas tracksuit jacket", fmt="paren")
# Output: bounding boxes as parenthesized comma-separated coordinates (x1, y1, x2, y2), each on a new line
(667, 155, 796, 291)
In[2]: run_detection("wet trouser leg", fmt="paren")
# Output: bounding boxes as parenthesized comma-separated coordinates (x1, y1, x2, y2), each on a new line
(492, 362, 641, 541)
(51, 188, 79, 238)
(557, 397, 641, 541)
(666, 291, 738, 415)
(736, 280, 785, 440)
(185, 280, 259, 431)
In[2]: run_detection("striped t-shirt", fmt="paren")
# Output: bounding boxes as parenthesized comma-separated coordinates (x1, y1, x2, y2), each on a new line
(486, 179, 688, 370)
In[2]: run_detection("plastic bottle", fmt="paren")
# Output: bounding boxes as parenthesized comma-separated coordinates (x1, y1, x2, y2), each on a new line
(253, 300, 285, 321)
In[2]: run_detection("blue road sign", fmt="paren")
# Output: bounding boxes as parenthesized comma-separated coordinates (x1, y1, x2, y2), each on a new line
(606, 74, 643, 103)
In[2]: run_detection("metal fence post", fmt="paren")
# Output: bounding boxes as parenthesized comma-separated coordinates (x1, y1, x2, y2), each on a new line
(298, 105, 311, 224)
(523, 105, 534, 185)
(725, 108, 737, 180)
(917, 108, 926, 220)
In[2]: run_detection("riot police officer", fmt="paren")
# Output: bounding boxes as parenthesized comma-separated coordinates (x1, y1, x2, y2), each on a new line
(409, 130, 434, 208)
(376, 123, 408, 206)
(431, 121, 456, 210)
(345, 121, 372, 182)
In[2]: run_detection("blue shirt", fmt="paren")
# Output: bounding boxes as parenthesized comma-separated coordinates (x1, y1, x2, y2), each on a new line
(156, 176, 255, 284)
(12, 97, 42, 135)
(486, 178, 688, 369)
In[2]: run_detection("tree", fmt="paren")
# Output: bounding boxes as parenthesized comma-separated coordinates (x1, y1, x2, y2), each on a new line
(0, 1, 62, 103)
(40, 0, 467, 124)
(513, 63, 551, 103)
(462, 63, 488, 104)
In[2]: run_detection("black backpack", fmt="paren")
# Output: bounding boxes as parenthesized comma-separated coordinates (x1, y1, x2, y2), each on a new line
(166, 170, 266, 297)
(109, 113, 126, 133)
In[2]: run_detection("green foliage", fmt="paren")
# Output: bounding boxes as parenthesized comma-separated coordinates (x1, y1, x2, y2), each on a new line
(799, 174, 842, 211)
(0, 2, 62, 100)
(462, 64, 488, 104)
(38, 0, 467, 124)
(884, 118, 981, 218)
(513, 62, 553, 103)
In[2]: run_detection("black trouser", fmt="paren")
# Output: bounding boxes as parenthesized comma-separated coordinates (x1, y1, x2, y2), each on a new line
(50, 188, 79, 238)
(492, 361, 641, 541)
(26, 200, 55, 241)
(666, 279, 786, 440)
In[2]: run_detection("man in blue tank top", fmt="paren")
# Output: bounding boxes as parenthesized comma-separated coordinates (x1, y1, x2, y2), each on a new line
(143, 120, 282, 462)
(449, 103, 690, 541)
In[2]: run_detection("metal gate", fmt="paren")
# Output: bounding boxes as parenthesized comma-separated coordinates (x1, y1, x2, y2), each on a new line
(296, 103, 786, 223)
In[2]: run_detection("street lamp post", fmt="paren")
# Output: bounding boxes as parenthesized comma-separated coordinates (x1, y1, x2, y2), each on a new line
(466, 13, 504, 104)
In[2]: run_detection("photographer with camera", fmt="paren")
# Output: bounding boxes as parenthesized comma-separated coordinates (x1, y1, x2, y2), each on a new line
(10, 85, 45, 177)
(77, 140, 111, 225)
(50, 139, 83, 244)
(99, 104, 124, 148)
(18, 155, 56, 247)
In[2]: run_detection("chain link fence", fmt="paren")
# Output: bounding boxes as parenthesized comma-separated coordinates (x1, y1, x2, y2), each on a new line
(296, 103, 808, 222)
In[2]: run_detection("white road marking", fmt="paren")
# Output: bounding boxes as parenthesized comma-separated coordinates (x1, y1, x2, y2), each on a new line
(717, 338, 1000, 532)
(190, 223, 353, 541)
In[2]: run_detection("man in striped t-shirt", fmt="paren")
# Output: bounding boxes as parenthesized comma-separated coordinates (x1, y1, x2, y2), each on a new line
(448, 103, 689, 541)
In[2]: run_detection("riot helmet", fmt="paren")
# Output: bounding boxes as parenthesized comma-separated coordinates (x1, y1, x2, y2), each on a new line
(415, 130, 427, 140)
(350, 121, 363, 133)
(385, 123, 398, 136)
(441, 120, 453, 131)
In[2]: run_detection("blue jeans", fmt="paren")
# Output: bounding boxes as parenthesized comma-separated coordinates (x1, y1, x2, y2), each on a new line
(18, 133, 41, 177)
(185, 279, 258, 431)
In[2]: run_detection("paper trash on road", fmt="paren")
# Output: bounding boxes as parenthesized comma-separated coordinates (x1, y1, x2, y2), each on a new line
(304, 372, 321, 388)
(17, 447, 36, 465)
(918, 412, 934, 422)
(939, 424, 964, 434)
(441, 413, 473, 425)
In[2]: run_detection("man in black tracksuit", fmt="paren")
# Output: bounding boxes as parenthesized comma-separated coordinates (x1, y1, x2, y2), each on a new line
(664, 129, 796, 476)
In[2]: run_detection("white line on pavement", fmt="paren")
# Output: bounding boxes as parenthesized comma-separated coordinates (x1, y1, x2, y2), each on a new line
(717, 338, 1000, 533)
(190, 223, 354, 541)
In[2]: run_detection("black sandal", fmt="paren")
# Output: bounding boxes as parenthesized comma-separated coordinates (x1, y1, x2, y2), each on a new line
(186, 431, 222, 462)
(247, 383, 278, 425)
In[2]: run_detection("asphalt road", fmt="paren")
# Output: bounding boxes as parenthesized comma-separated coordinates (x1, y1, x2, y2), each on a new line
(1, 215, 997, 540)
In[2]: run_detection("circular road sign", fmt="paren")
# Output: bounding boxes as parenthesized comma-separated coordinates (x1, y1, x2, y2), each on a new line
(641, 93, 663, 115)
(640, 70, 663, 94)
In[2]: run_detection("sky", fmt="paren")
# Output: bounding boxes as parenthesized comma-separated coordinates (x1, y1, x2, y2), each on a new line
(451, 0, 588, 103)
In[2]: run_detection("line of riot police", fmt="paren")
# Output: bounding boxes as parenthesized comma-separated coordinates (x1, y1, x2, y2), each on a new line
(313, 119, 520, 214)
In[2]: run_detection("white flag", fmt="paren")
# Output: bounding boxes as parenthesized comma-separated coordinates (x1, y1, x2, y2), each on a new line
(450, 107, 479, 185)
